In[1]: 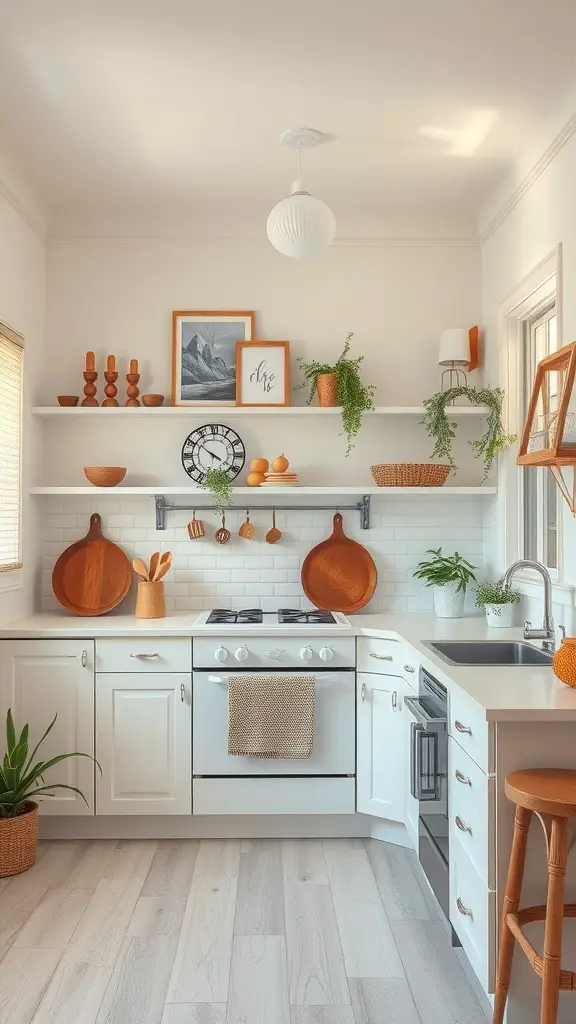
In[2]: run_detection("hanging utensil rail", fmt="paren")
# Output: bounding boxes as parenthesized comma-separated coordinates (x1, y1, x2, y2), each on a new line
(153, 494, 371, 530)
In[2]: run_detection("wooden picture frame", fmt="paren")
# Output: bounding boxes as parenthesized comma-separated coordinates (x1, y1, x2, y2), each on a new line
(171, 310, 255, 406)
(235, 341, 290, 407)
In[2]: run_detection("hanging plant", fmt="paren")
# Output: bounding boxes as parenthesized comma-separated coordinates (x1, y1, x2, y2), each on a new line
(422, 386, 516, 481)
(201, 468, 234, 515)
(295, 333, 376, 455)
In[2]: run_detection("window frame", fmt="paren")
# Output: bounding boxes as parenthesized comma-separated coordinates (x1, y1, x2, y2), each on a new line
(0, 319, 24, 584)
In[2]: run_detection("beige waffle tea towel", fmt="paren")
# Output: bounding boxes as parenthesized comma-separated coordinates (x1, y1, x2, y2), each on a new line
(228, 674, 316, 758)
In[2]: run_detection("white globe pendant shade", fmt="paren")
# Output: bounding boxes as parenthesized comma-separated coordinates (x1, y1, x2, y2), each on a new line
(267, 183, 336, 259)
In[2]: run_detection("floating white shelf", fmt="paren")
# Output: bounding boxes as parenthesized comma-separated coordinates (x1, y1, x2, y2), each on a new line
(32, 405, 489, 418)
(30, 485, 497, 496)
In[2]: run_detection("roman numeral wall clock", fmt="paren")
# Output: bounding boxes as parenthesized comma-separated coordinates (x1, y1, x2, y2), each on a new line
(181, 423, 246, 484)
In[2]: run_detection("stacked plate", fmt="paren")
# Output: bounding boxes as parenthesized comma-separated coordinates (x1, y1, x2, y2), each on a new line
(260, 472, 300, 487)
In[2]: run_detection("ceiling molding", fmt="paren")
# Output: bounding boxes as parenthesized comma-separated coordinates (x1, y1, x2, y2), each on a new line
(480, 110, 576, 247)
(47, 234, 478, 249)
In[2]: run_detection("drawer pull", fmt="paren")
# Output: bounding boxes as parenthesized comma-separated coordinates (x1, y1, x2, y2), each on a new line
(130, 652, 160, 659)
(455, 769, 472, 786)
(180, 683, 185, 703)
(455, 815, 472, 835)
(81, 649, 88, 668)
(454, 720, 472, 736)
(361, 682, 366, 702)
(404, 664, 415, 673)
(456, 897, 473, 919)
(369, 653, 394, 661)
(392, 690, 397, 710)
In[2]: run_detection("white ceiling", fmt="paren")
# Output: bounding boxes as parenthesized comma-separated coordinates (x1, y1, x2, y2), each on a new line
(1, 0, 576, 236)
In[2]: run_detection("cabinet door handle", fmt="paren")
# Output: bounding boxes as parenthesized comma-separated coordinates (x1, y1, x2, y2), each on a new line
(404, 664, 415, 673)
(369, 653, 393, 661)
(392, 690, 397, 710)
(455, 769, 472, 786)
(455, 815, 472, 834)
(180, 683, 185, 703)
(361, 683, 366, 702)
(454, 720, 472, 735)
(81, 649, 88, 668)
(456, 897, 473, 919)
(130, 652, 159, 659)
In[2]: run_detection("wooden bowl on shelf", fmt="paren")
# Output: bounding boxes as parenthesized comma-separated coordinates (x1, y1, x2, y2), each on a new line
(84, 466, 126, 487)
(142, 394, 164, 407)
(57, 396, 79, 407)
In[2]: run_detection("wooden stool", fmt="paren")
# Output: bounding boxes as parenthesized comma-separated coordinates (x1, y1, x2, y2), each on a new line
(494, 769, 576, 1024)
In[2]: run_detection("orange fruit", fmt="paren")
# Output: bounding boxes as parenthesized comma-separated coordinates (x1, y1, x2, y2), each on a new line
(246, 471, 265, 487)
(271, 454, 289, 472)
(250, 458, 269, 474)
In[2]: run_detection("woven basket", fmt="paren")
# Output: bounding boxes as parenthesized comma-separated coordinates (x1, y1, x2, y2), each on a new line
(0, 802, 38, 877)
(370, 463, 451, 487)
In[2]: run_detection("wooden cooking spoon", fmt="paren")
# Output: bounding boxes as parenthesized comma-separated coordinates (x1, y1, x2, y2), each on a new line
(239, 511, 256, 540)
(149, 551, 160, 580)
(215, 515, 231, 545)
(132, 558, 149, 581)
(266, 510, 281, 544)
(154, 553, 173, 581)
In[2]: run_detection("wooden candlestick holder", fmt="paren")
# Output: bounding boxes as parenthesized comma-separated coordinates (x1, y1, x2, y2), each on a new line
(126, 359, 140, 406)
(102, 355, 118, 407)
(81, 351, 98, 406)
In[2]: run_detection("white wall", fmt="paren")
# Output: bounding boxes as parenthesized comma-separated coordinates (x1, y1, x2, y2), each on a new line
(481, 121, 576, 631)
(0, 192, 45, 623)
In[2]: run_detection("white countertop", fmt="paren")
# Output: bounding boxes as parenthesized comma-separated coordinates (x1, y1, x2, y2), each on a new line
(1, 610, 575, 722)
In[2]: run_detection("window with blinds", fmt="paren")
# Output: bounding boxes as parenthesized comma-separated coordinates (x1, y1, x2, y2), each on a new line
(0, 326, 23, 572)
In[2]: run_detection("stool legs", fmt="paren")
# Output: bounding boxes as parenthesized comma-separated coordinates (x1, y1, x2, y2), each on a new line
(540, 815, 568, 1024)
(493, 805, 533, 1024)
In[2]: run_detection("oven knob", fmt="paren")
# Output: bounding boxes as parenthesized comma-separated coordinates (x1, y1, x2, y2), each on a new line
(265, 647, 282, 661)
(214, 645, 229, 663)
(234, 645, 249, 662)
(299, 646, 313, 662)
(319, 645, 334, 662)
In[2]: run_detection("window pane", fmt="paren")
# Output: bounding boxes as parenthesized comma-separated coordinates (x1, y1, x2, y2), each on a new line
(545, 470, 558, 569)
(523, 468, 538, 560)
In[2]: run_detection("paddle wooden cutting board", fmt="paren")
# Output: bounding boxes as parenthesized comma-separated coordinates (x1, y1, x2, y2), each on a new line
(52, 513, 132, 615)
(301, 513, 377, 612)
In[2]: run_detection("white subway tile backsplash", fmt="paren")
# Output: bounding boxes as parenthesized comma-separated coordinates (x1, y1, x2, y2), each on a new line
(39, 496, 487, 612)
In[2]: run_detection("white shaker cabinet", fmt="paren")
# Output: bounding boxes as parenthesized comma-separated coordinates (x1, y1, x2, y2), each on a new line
(0, 639, 95, 815)
(356, 671, 407, 822)
(95, 672, 191, 815)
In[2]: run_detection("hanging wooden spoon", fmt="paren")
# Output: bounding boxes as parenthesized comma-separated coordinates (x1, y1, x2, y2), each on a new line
(154, 553, 173, 581)
(239, 511, 256, 540)
(187, 510, 205, 539)
(266, 509, 281, 544)
(132, 558, 149, 581)
(149, 551, 160, 580)
(215, 515, 231, 544)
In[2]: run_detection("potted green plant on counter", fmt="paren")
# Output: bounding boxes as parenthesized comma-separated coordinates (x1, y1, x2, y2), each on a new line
(475, 581, 520, 628)
(413, 547, 477, 618)
(422, 386, 516, 481)
(0, 709, 99, 877)
(295, 332, 376, 455)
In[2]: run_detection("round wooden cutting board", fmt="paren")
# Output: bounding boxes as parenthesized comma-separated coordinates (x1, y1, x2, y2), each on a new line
(301, 513, 377, 613)
(52, 513, 132, 615)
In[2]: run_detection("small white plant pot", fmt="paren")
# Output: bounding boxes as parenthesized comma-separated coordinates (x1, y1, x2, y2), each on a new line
(485, 603, 515, 628)
(433, 583, 465, 618)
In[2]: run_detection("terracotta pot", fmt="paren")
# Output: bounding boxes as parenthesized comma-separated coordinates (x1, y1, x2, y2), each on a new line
(553, 638, 576, 687)
(316, 373, 339, 407)
(0, 802, 38, 877)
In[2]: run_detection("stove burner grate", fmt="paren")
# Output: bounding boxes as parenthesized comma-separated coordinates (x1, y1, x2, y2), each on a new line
(206, 608, 264, 624)
(278, 607, 336, 624)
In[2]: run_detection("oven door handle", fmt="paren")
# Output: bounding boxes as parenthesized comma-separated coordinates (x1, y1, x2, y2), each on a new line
(404, 694, 446, 727)
(206, 673, 341, 684)
(410, 722, 441, 801)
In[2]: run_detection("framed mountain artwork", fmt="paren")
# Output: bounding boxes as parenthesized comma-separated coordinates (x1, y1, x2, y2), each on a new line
(171, 310, 255, 405)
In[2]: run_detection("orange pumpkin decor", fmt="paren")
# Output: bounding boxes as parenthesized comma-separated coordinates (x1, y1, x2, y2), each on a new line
(552, 638, 576, 688)
(271, 454, 289, 473)
(246, 471, 265, 487)
(250, 458, 269, 474)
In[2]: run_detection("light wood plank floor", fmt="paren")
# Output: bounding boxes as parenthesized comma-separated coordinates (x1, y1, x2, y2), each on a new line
(0, 839, 489, 1024)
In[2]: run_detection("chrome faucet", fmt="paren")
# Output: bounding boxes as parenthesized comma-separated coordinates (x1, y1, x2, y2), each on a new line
(502, 560, 558, 651)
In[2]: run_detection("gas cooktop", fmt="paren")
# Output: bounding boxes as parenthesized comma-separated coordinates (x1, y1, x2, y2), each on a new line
(205, 607, 339, 625)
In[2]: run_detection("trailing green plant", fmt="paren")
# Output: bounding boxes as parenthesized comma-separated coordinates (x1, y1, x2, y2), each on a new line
(421, 386, 516, 481)
(295, 332, 376, 455)
(475, 581, 521, 608)
(0, 709, 100, 818)
(201, 467, 234, 515)
(413, 547, 477, 593)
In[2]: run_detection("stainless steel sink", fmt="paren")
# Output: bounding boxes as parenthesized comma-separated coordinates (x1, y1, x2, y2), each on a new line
(424, 641, 553, 666)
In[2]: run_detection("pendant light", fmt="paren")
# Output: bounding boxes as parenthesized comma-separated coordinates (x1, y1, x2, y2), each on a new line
(267, 128, 336, 259)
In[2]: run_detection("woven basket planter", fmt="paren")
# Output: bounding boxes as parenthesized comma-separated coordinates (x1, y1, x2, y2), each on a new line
(0, 802, 38, 877)
(370, 463, 451, 487)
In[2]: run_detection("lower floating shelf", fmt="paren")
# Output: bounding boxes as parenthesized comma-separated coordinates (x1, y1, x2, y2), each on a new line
(30, 485, 497, 496)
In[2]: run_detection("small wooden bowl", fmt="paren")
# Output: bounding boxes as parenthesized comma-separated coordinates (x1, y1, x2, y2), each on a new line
(142, 394, 164, 407)
(57, 396, 79, 407)
(84, 466, 126, 487)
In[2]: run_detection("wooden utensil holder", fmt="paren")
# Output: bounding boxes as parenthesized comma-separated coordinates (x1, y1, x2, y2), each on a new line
(135, 581, 166, 618)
